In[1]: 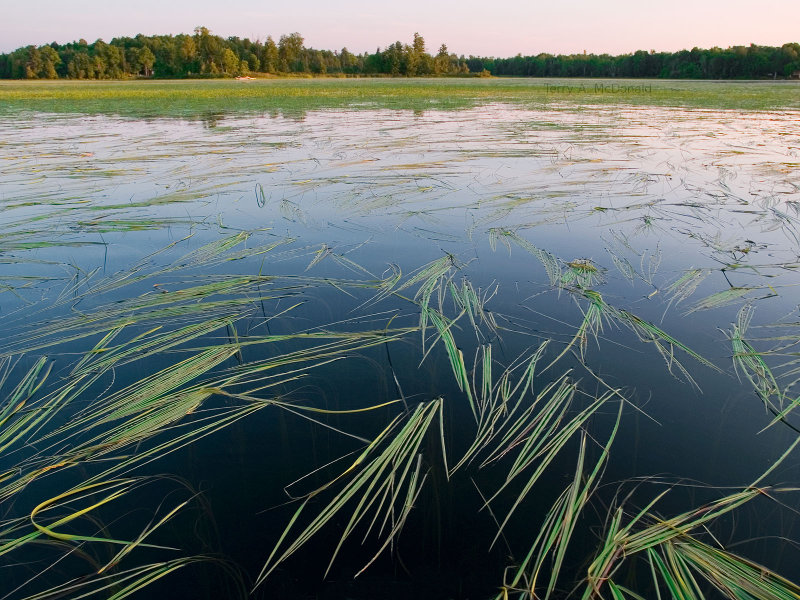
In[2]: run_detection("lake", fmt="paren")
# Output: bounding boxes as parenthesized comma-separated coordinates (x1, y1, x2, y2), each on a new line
(2, 79, 800, 600)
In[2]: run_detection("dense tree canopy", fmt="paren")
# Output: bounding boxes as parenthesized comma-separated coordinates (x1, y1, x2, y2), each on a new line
(474, 44, 800, 79)
(1, 29, 798, 79)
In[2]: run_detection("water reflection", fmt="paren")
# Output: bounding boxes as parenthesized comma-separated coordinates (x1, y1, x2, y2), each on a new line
(2, 103, 800, 599)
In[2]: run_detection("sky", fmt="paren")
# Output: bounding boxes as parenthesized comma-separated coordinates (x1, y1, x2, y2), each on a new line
(2, 0, 798, 56)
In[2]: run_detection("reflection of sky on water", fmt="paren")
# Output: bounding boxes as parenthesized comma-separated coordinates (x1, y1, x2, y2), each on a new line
(2, 103, 800, 595)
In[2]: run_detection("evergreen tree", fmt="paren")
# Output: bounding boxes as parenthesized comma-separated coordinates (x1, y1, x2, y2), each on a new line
(435, 44, 450, 74)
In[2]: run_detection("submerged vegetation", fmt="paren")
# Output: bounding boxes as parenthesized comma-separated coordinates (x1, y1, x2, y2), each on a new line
(2, 91, 800, 599)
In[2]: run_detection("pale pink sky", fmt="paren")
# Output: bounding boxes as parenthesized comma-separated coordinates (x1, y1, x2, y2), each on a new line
(2, 0, 797, 56)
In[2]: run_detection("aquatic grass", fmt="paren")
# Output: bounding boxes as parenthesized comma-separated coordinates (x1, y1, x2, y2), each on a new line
(543, 286, 719, 384)
(397, 252, 458, 300)
(497, 402, 622, 600)
(562, 259, 605, 288)
(53, 346, 238, 448)
(579, 484, 800, 600)
(448, 343, 548, 473)
(730, 305, 784, 413)
(664, 268, 711, 313)
(434, 336, 621, 548)
(688, 286, 764, 313)
(245, 310, 619, 590)
(496, 230, 561, 286)
(488, 232, 716, 381)
(576, 437, 800, 599)
(0, 263, 422, 598)
(550, 288, 611, 364)
(608, 251, 637, 284)
(0, 340, 244, 501)
(426, 310, 474, 415)
(669, 536, 800, 600)
(0, 297, 256, 358)
(305, 243, 333, 271)
(66, 317, 240, 375)
(25, 479, 179, 551)
(616, 308, 721, 381)
(0, 230, 263, 320)
(0, 323, 418, 598)
(0, 251, 407, 357)
(373, 252, 490, 362)
(2, 79, 799, 119)
(0, 357, 54, 457)
(728, 306, 800, 431)
(173, 230, 251, 265)
(254, 399, 442, 586)
(609, 233, 662, 286)
(72, 217, 193, 233)
(483, 387, 618, 543)
(2, 81, 800, 599)
(0, 476, 214, 594)
(401, 266, 503, 422)
(8, 557, 244, 600)
(448, 277, 500, 341)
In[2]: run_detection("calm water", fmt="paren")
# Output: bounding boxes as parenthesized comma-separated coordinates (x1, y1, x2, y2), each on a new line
(2, 103, 800, 599)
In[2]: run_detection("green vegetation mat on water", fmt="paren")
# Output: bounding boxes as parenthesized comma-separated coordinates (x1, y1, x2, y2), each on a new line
(1, 83, 800, 599)
(1, 78, 800, 117)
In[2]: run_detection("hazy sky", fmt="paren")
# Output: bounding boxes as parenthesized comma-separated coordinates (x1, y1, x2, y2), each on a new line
(2, 0, 797, 56)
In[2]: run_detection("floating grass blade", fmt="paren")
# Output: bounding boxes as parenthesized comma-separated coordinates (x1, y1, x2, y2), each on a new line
(487, 388, 617, 544)
(499, 401, 622, 600)
(499, 230, 561, 286)
(688, 286, 760, 313)
(675, 536, 800, 600)
(550, 286, 720, 384)
(254, 399, 441, 587)
(449, 343, 547, 474)
(580, 480, 800, 600)
(665, 268, 710, 309)
(729, 304, 784, 414)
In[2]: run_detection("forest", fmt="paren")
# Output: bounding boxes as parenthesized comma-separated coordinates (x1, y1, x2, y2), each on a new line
(1, 27, 799, 79)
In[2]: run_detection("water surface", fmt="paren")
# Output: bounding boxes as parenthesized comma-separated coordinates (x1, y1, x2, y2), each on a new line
(2, 100, 800, 599)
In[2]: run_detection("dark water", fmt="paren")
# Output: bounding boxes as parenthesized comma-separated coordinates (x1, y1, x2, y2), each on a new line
(2, 104, 800, 599)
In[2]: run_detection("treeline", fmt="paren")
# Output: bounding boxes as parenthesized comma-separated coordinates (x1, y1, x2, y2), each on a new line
(475, 44, 800, 79)
(0, 29, 470, 79)
(1, 27, 799, 80)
